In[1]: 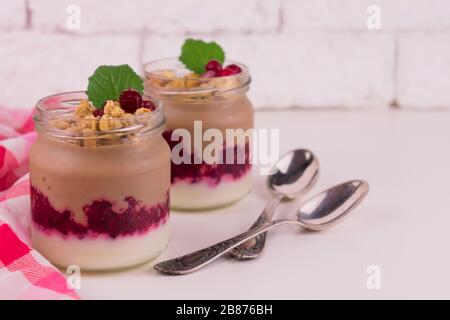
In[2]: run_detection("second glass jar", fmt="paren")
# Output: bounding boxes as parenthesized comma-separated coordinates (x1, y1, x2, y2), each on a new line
(145, 59, 254, 210)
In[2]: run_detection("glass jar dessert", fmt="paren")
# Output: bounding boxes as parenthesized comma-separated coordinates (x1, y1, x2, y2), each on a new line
(30, 91, 171, 270)
(144, 58, 254, 210)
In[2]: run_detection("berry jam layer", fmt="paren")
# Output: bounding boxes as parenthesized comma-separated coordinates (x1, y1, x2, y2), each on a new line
(163, 130, 251, 185)
(30, 185, 169, 239)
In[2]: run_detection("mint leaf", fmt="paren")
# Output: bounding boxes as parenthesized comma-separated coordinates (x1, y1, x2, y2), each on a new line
(87, 65, 144, 108)
(179, 39, 225, 74)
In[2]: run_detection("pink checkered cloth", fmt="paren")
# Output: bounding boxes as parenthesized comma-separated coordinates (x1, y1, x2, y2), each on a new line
(0, 107, 79, 300)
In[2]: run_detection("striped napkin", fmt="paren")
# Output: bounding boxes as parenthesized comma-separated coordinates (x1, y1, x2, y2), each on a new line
(0, 107, 79, 300)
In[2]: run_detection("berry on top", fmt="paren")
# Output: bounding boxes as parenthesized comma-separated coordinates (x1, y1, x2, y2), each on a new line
(203, 60, 242, 78)
(205, 60, 222, 73)
(119, 89, 143, 114)
(141, 99, 156, 111)
(225, 64, 242, 74)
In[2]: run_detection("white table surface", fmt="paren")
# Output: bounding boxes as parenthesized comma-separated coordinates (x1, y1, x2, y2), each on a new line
(78, 109, 450, 299)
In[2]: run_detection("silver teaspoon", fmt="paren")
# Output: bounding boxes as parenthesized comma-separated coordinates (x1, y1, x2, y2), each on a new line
(229, 149, 319, 260)
(154, 180, 369, 275)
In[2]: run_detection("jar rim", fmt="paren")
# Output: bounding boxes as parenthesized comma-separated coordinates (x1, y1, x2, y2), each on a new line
(143, 57, 251, 97)
(34, 91, 166, 141)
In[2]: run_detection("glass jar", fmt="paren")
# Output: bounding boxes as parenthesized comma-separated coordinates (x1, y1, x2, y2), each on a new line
(144, 58, 254, 210)
(29, 91, 171, 270)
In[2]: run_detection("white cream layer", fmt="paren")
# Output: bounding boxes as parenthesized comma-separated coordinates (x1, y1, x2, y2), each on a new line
(31, 223, 169, 270)
(171, 172, 252, 210)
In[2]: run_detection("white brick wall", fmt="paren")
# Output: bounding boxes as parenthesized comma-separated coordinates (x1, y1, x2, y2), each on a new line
(143, 33, 395, 108)
(0, 0, 449, 109)
(284, 0, 450, 31)
(0, 31, 140, 108)
(398, 33, 450, 109)
(30, 0, 281, 34)
(0, 0, 26, 30)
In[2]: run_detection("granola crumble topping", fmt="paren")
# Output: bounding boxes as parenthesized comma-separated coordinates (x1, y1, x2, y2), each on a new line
(147, 70, 240, 92)
(52, 99, 153, 135)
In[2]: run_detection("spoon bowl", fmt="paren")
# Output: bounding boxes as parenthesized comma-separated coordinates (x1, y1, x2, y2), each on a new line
(297, 180, 369, 231)
(268, 149, 319, 199)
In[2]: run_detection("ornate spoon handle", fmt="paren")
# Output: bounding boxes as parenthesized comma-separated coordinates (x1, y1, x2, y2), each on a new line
(154, 219, 291, 275)
(229, 194, 283, 260)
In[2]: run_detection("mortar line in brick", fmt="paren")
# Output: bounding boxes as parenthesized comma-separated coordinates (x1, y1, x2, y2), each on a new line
(138, 29, 147, 73)
(277, 1, 284, 33)
(26, 29, 419, 37)
(391, 36, 399, 109)
(24, 0, 33, 29)
(26, 28, 280, 37)
(181, 28, 280, 37)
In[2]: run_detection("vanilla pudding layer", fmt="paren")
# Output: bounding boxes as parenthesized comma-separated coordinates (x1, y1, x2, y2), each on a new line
(32, 223, 169, 270)
(171, 170, 252, 210)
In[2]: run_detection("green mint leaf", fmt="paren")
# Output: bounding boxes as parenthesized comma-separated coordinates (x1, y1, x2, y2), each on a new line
(179, 39, 225, 74)
(86, 64, 144, 108)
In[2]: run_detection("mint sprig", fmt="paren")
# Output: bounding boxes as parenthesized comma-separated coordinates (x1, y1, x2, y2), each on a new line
(179, 39, 225, 74)
(86, 65, 144, 108)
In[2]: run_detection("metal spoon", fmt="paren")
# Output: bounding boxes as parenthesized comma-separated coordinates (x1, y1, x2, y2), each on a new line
(229, 149, 319, 260)
(154, 180, 369, 275)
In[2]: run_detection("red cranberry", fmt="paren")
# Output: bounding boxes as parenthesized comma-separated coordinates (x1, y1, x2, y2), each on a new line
(141, 99, 156, 111)
(202, 70, 217, 78)
(93, 108, 104, 117)
(205, 60, 222, 73)
(225, 64, 242, 74)
(119, 89, 142, 114)
(218, 68, 233, 77)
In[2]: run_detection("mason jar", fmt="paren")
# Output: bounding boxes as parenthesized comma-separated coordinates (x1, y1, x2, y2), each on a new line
(144, 58, 254, 210)
(30, 91, 171, 270)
